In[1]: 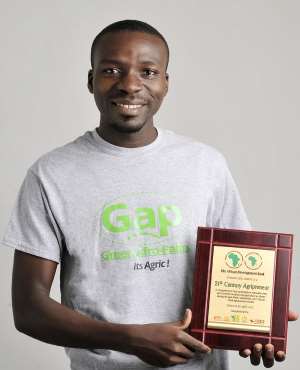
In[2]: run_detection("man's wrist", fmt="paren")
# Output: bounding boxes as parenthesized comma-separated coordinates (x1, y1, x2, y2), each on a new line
(108, 323, 140, 355)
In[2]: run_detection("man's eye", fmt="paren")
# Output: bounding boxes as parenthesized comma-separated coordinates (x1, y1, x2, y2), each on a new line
(102, 68, 120, 75)
(143, 69, 158, 77)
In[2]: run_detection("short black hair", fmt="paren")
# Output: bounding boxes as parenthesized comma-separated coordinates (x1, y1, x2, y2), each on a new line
(90, 19, 169, 70)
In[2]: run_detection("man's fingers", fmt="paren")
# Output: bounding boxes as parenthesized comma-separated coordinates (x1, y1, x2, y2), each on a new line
(250, 343, 262, 366)
(178, 330, 211, 353)
(262, 344, 274, 368)
(241, 344, 286, 366)
(239, 348, 251, 358)
(166, 355, 188, 366)
(275, 351, 286, 362)
(288, 310, 299, 321)
(171, 343, 195, 359)
(176, 310, 211, 354)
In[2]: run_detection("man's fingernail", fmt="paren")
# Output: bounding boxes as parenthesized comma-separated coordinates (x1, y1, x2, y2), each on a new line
(276, 351, 285, 360)
(201, 346, 210, 353)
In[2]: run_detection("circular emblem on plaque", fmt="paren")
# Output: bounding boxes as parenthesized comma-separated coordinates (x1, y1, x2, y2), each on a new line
(245, 252, 263, 270)
(225, 251, 243, 268)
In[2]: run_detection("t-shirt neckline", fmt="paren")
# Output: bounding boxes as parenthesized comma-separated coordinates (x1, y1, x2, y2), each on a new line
(91, 126, 163, 157)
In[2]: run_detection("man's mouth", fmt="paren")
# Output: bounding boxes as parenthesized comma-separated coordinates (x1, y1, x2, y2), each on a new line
(112, 102, 145, 115)
(116, 103, 143, 109)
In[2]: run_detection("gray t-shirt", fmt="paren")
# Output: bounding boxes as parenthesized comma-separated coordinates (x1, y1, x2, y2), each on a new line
(1, 127, 251, 370)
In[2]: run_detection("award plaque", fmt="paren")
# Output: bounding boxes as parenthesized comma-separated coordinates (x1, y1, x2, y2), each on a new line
(190, 227, 293, 352)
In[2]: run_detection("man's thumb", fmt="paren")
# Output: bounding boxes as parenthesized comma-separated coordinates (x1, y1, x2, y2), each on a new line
(179, 308, 192, 330)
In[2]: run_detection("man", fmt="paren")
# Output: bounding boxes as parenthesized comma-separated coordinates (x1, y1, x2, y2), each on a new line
(1, 20, 297, 369)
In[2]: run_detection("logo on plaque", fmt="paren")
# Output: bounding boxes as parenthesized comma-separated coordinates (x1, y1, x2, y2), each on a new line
(245, 252, 263, 270)
(225, 251, 243, 268)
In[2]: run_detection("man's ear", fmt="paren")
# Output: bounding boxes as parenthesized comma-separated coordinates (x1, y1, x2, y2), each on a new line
(87, 69, 94, 94)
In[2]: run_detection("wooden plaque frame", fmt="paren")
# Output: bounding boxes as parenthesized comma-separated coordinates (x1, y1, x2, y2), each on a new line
(190, 227, 293, 352)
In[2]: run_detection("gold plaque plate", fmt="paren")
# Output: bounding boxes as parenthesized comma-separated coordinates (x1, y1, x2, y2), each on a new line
(207, 245, 275, 332)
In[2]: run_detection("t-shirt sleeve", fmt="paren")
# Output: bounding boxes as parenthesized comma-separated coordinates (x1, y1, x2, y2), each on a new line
(209, 155, 252, 231)
(1, 169, 63, 263)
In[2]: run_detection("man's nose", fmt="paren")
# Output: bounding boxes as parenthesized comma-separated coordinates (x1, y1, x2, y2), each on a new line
(117, 72, 142, 94)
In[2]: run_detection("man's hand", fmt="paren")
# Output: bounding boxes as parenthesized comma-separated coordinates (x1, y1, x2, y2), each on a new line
(239, 310, 298, 367)
(127, 308, 211, 368)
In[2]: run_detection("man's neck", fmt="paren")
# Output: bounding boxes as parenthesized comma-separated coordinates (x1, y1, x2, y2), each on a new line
(96, 125, 158, 148)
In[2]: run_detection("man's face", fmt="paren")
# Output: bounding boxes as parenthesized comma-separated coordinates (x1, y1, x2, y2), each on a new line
(88, 31, 169, 134)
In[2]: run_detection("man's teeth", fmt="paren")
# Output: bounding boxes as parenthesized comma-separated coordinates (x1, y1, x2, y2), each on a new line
(117, 103, 142, 109)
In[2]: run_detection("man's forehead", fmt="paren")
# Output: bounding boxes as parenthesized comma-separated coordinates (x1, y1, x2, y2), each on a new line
(94, 31, 167, 66)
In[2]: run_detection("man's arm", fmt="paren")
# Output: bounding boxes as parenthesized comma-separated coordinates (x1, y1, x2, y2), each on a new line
(12, 250, 210, 368)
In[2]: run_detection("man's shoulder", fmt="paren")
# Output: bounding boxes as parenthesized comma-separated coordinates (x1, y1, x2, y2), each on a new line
(162, 128, 227, 165)
(28, 130, 92, 178)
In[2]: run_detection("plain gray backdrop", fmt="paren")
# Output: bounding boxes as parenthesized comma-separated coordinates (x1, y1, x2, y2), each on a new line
(1, 0, 299, 369)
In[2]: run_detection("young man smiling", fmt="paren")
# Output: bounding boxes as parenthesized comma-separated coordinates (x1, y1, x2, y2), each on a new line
(88, 24, 169, 147)
(1, 20, 297, 370)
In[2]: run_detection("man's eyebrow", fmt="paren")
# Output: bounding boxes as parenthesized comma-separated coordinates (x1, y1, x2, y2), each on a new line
(139, 60, 160, 66)
(97, 58, 160, 66)
(98, 58, 122, 65)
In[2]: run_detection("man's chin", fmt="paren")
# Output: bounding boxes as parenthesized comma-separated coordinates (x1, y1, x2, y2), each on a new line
(111, 121, 146, 134)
